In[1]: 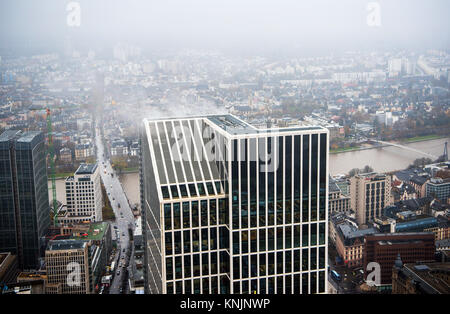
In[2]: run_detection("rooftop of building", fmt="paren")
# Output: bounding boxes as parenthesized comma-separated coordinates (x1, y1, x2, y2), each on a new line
(47, 239, 86, 251)
(366, 232, 435, 239)
(73, 221, 109, 241)
(329, 178, 342, 193)
(207, 114, 324, 135)
(0, 130, 42, 144)
(338, 223, 376, 240)
(142, 114, 327, 189)
(134, 217, 142, 237)
(354, 172, 388, 181)
(75, 163, 98, 175)
(16, 131, 42, 143)
(400, 262, 450, 294)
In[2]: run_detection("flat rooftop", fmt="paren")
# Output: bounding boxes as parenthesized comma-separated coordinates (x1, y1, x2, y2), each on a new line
(207, 114, 323, 135)
(75, 163, 98, 175)
(0, 130, 42, 143)
(142, 114, 327, 188)
(402, 262, 450, 294)
(73, 222, 109, 241)
(47, 239, 86, 251)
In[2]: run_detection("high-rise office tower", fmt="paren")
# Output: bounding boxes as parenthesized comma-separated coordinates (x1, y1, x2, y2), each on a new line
(350, 173, 392, 227)
(62, 163, 103, 224)
(0, 130, 50, 269)
(140, 115, 329, 294)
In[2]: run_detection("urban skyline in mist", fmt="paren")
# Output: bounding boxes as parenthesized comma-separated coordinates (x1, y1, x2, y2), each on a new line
(1, 0, 449, 57)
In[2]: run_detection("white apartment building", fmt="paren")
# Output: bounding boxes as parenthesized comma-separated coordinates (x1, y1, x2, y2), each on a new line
(64, 163, 103, 224)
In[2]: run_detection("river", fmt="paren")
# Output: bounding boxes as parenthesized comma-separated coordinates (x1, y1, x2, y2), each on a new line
(49, 137, 448, 205)
(329, 137, 448, 175)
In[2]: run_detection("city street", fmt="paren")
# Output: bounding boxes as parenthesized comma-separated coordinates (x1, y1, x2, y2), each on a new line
(95, 122, 136, 294)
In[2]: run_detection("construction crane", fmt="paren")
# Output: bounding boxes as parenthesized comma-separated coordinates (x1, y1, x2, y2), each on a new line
(46, 108, 58, 226)
(29, 106, 66, 226)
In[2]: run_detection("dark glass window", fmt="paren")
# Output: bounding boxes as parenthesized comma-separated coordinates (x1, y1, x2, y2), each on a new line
(185, 280, 192, 294)
(202, 253, 209, 276)
(201, 200, 208, 226)
(259, 228, 266, 251)
(193, 254, 200, 277)
(192, 201, 199, 227)
(162, 186, 170, 199)
(277, 252, 283, 274)
(202, 278, 209, 294)
(183, 202, 190, 228)
(310, 247, 317, 270)
(310, 272, 317, 294)
(294, 249, 300, 272)
(210, 228, 217, 250)
(184, 255, 191, 278)
(192, 229, 199, 252)
(302, 249, 308, 271)
(251, 254, 257, 277)
(165, 232, 172, 255)
(174, 231, 181, 254)
(188, 184, 197, 197)
(233, 256, 240, 279)
(197, 183, 206, 196)
(259, 254, 266, 276)
(183, 230, 190, 253)
(175, 256, 182, 279)
(242, 230, 249, 254)
(211, 253, 218, 274)
(268, 228, 274, 251)
(206, 182, 214, 195)
(242, 255, 249, 279)
(171, 185, 179, 198)
(166, 257, 173, 280)
(164, 204, 172, 230)
(201, 228, 208, 251)
(209, 199, 217, 225)
(302, 224, 309, 246)
(173, 203, 181, 229)
(233, 231, 239, 254)
(180, 185, 188, 197)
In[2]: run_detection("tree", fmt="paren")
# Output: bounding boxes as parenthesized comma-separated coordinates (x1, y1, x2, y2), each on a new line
(349, 168, 360, 177)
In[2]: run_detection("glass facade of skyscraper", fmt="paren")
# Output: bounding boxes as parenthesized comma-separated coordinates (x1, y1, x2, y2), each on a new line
(0, 130, 50, 269)
(140, 115, 329, 294)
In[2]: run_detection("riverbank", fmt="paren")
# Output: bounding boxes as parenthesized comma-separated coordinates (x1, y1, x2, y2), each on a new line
(117, 167, 139, 174)
(399, 134, 448, 144)
(330, 144, 389, 154)
(53, 172, 74, 179)
(330, 134, 448, 155)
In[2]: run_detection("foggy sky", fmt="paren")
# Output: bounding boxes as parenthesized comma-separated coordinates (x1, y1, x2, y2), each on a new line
(1, 0, 449, 56)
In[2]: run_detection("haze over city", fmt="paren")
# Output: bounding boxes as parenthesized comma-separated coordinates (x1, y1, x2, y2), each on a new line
(0, 0, 449, 301)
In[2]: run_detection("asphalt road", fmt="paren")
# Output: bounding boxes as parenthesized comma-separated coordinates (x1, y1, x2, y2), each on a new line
(95, 122, 136, 294)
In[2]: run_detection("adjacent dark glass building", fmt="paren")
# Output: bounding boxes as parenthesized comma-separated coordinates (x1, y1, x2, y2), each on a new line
(0, 130, 50, 269)
(140, 115, 329, 294)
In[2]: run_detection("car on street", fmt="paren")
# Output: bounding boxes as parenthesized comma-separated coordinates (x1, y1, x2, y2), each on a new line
(116, 270, 120, 276)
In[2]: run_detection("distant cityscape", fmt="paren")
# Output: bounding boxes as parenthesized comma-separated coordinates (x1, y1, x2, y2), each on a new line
(0, 46, 449, 295)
